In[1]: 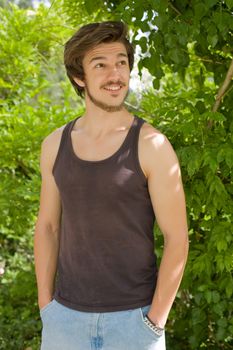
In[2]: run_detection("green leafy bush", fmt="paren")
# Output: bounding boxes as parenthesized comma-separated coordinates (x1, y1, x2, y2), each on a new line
(0, 3, 83, 348)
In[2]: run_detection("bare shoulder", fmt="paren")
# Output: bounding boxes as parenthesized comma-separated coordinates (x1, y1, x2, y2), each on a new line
(140, 121, 166, 146)
(139, 121, 179, 177)
(40, 124, 66, 172)
(42, 124, 66, 149)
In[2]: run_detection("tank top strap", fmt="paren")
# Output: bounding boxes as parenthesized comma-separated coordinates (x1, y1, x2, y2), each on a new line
(52, 117, 79, 175)
(120, 115, 144, 148)
(133, 115, 145, 136)
(126, 115, 146, 182)
(61, 116, 80, 148)
(127, 115, 145, 148)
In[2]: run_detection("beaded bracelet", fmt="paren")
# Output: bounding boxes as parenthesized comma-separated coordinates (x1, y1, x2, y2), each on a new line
(143, 315, 164, 337)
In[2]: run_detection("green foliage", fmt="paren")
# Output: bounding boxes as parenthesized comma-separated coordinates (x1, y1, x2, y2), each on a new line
(138, 58, 232, 350)
(0, 3, 84, 348)
(62, 0, 107, 26)
(137, 58, 233, 348)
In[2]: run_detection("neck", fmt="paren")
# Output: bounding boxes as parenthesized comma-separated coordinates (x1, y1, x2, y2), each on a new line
(76, 105, 133, 139)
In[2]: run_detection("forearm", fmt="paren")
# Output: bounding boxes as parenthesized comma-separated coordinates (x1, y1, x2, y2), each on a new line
(148, 234, 189, 328)
(34, 221, 60, 308)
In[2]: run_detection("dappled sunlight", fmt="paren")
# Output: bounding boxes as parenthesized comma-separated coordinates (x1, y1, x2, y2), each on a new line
(169, 164, 182, 192)
(145, 130, 166, 149)
(145, 128, 182, 194)
(169, 163, 179, 176)
(0, 262, 5, 276)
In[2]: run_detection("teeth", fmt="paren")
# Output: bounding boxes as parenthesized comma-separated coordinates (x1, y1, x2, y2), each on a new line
(105, 86, 121, 91)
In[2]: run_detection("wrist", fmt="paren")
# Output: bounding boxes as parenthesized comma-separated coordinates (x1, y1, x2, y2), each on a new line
(38, 294, 53, 309)
(146, 314, 164, 329)
(38, 298, 53, 309)
(143, 314, 164, 337)
(147, 311, 166, 328)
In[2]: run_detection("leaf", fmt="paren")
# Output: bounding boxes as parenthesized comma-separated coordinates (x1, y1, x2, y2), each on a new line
(226, 283, 233, 298)
(203, 151, 218, 173)
(217, 148, 225, 163)
(138, 36, 148, 53)
(202, 111, 226, 122)
(207, 22, 217, 36)
(207, 33, 218, 47)
(216, 240, 227, 252)
(225, 148, 233, 169)
(204, 290, 212, 303)
(168, 47, 182, 64)
(187, 150, 202, 176)
(0, 78, 12, 89)
(198, 284, 209, 292)
(205, 0, 218, 9)
(140, 21, 151, 32)
(142, 54, 164, 79)
(194, 3, 208, 20)
(225, 0, 233, 9)
(213, 303, 224, 316)
(134, 4, 145, 21)
(153, 0, 168, 13)
(152, 78, 160, 90)
(212, 291, 220, 303)
(194, 292, 203, 305)
(192, 308, 207, 324)
(213, 11, 233, 33)
(84, 0, 93, 14)
(195, 101, 206, 114)
(215, 255, 225, 273)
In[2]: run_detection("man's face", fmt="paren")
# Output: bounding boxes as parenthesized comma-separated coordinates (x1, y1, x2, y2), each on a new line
(77, 42, 131, 112)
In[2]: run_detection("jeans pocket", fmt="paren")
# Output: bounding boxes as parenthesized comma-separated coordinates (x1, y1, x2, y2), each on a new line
(139, 305, 163, 339)
(40, 299, 55, 318)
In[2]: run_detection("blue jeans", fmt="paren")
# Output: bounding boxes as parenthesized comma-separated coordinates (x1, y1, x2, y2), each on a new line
(40, 299, 166, 350)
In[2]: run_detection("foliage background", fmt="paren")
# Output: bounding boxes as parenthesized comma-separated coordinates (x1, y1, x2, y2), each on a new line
(0, 0, 232, 349)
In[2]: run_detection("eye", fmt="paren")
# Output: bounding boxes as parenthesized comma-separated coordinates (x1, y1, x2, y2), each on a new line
(95, 63, 105, 68)
(119, 60, 127, 66)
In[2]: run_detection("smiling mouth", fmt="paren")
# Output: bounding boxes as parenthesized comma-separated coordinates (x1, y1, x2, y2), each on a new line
(104, 85, 123, 92)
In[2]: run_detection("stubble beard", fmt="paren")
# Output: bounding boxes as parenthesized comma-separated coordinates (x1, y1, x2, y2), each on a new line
(85, 83, 129, 113)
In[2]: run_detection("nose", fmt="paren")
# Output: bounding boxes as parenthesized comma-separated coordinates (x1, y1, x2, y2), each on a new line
(107, 65, 121, 79)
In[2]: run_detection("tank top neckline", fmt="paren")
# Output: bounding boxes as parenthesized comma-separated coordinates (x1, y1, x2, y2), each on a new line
(68, 115, 138, 165)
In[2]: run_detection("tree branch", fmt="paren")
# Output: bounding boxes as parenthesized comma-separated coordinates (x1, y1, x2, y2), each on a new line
(212, 57, 233, 112)
(207, 57, 233, 128)
(124, 101, 145, 113)
(168, 2, 182, 16)
(47, 0, 56, 13)
(197, 57, 223, 65)
(168, 2, 193, 24)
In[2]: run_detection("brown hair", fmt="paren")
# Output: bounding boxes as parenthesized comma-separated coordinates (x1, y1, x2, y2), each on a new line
(64, 21, 134, 97)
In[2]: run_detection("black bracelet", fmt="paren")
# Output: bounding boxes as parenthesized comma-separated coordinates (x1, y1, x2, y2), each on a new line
(143, 314, 164, 337)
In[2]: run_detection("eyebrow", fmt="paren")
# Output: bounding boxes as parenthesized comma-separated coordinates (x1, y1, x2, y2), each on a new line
(89, 53, 128, 64)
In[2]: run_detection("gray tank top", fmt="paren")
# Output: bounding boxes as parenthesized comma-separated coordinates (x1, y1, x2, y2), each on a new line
(52, 115, 157, 312)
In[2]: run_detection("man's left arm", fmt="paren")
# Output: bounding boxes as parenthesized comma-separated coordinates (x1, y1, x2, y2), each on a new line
(145, 132, 189, 329)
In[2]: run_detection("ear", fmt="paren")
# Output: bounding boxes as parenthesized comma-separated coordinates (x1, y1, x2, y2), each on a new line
(73, 77, 85, 87)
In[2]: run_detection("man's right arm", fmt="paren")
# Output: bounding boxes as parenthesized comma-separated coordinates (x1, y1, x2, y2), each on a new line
(34, 130, 62, 310)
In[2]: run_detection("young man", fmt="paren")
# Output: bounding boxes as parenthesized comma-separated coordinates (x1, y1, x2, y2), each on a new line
(34, 21, 189, 350)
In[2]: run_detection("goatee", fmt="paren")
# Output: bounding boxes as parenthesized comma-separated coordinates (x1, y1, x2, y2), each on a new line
(85, 83, 129, 112)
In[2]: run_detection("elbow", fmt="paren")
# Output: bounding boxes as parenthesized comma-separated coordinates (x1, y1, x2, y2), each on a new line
(180, 230, 189, 253)
(164, 230, 189, 259)
(184, 236, 189, 258)
(34, 218, 60, 238)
